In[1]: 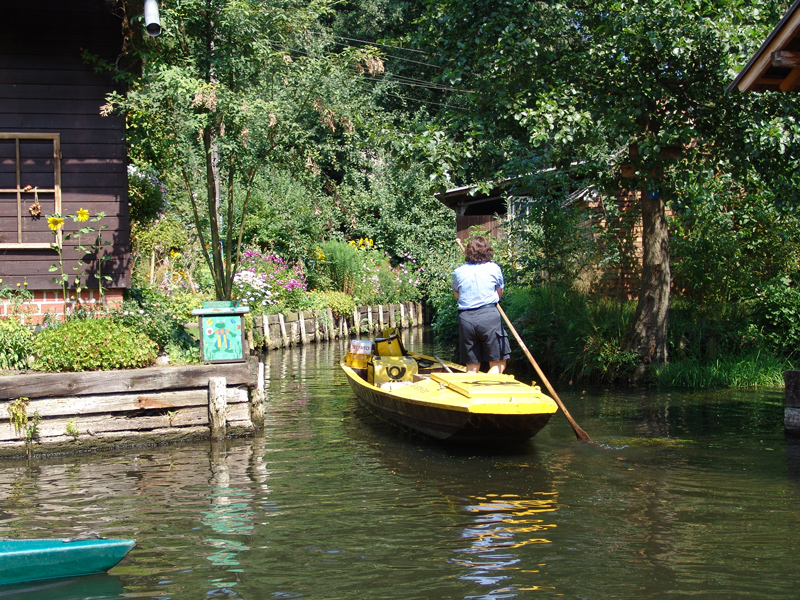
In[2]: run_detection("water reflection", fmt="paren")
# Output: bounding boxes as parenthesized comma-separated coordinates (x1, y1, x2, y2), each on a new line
(0, 337, 797, 599)
(0, 573, 125, 600)
(456, 493, 558, 599)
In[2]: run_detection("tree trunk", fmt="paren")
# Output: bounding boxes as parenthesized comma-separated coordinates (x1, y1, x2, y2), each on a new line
(625, 189, 670, 366)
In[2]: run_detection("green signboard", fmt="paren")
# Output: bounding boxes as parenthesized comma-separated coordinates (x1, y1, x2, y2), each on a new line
(193, 302, 249, 363)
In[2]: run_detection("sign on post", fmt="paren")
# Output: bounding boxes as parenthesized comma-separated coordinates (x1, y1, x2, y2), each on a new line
(192, 301, 250, 364)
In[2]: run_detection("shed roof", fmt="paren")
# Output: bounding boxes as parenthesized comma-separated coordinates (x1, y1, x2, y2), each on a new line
(728, 0, 800, 93)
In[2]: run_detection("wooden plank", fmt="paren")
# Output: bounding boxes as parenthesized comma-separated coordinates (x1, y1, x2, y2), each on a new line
(0, 115, 124, 131)
(0, 363, 254, 401)
(0, 84, 116, 101)
(0, 403, 251, 444)
(0, 64, 118, 84)
(0, 388, 248, 419)
(772, 50, 800, 69)
(1, 98, 122, 116)
(780, 66, 800, 91)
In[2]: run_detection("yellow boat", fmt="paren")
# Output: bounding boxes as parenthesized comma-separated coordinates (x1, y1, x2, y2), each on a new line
(340, 333, 558, 443)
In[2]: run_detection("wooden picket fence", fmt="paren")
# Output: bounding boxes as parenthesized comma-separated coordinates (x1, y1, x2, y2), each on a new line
(249, 301, 426, 351)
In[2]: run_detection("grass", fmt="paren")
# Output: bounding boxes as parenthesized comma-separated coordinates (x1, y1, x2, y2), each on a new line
(650, 351, 792, 389)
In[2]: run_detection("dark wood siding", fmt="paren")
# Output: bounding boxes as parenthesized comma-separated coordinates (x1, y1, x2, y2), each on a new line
(0, 0, 129, 290)
(456, 215, 504, 241)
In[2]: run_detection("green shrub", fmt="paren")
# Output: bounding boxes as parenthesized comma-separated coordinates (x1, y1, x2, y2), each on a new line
(127, 164, 166, 226)
(0, 319, 34, 371)
(308, 290, 356, 318)
(751, 277, 800, 356)
(316, 240, 361, 296)
(32, 319, 157, 372)
(113, 288, 197, 352)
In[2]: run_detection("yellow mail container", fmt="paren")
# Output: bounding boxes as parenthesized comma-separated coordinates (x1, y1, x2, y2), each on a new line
(374, 333, 405, 357)
(368, 355, 418, 384)
(346, 340, 374, 368)
(345, 352, 369, 368)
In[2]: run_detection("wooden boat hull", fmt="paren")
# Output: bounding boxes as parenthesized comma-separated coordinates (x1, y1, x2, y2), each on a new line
(0, 538, 135, 586)
(342, 355, 558, 443)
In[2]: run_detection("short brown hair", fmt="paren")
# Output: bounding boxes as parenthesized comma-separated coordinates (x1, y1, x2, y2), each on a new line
(465, 236, 494, 264)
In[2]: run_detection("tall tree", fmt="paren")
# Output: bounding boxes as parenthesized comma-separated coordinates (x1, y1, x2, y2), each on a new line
(412, 0, 788, 365)
(110, 0, 383, 300)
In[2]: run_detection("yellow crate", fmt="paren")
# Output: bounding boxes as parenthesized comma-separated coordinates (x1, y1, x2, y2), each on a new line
(374, 334, 405, 357)
(368, 356, 418, 384)
(345, 352, 370, 368)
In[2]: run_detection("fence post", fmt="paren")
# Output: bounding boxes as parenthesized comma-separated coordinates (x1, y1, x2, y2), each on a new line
(327, 308, 335, 340)
(317, 310, 323, 341)
(298, 310, 308, 344)
(278, 313, 288, 347)
(249, 360, 265, 430)
(261, 315, 272, 349)
(208, 377, 227, 439)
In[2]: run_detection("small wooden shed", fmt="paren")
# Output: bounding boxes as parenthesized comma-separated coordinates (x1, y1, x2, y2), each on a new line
(0, 0, 129, 323)
(436, 181, 510, 242)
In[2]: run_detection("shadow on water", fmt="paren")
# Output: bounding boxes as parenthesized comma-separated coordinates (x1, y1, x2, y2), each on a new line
(0, 574, 125, 600)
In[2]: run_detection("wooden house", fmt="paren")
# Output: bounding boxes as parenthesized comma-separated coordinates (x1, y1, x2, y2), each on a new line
(436, 182, 511, 242)
(727, 0, 800, 93)
(0, 0, 129, 323)
(437, 179, 642, 299)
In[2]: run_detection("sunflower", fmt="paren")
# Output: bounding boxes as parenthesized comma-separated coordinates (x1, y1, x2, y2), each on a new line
(47, 216, 64, 231)
(76, 208, 90, 222)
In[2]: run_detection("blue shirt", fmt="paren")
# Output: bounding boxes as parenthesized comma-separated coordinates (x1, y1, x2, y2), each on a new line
(452, 262, 504, 310)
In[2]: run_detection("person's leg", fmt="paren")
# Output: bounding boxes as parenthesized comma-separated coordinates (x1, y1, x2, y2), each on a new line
(487, 360, 506, 374)
(459, 312, 483, 369)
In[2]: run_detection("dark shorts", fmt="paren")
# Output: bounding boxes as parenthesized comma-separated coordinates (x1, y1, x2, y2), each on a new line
(458, 304, 511, 365)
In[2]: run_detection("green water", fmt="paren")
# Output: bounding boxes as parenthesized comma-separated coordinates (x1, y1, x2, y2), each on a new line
(0, 331, 798, 599)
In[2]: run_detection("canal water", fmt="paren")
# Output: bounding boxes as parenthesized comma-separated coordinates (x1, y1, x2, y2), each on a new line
(1, 330, 799, 599)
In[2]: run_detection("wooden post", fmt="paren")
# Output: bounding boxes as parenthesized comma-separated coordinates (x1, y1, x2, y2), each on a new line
(249, 360, 265, 430)
(326, 308, 334, 340)
(262, 315, 272, 349)
(399, 303, 407, 328)
(378, 305, 385, 331)
(367, 305, 374, 332)
(353, 308, 360, 336)
(208, 376, 227, 439)
(389, 304, 397, 329)
(298, 310, 308, 344)
(408, 302, 415, 327)
(416, 301, 424, 326)
(278, 313, 288, 347)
